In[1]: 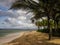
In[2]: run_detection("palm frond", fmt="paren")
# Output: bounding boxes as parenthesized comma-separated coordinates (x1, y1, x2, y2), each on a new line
(10, 0, 39, 10)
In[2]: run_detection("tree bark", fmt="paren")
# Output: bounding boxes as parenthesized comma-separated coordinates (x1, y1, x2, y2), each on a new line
(48, 16, 52, 40)
(56, 21, 58, 30)
(54, 21, 56, 31)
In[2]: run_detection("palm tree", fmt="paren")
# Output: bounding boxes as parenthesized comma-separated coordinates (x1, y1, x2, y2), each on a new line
(10, 0, 60, 40)
(35, 21, 43, 30)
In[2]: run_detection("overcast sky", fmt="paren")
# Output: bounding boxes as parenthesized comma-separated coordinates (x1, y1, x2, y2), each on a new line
(0, 0, 37, 29)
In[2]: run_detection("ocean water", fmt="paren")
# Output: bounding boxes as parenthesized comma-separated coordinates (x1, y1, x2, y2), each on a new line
(0, 29, 35, 37)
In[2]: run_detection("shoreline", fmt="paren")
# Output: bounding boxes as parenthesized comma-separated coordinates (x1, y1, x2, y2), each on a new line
(0, 31, 28, 45)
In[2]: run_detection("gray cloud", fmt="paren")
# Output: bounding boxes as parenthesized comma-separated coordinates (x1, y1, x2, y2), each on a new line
(0, 0, 37, 29)
(0, 0, 15, 8)
(0, 10, 19, 18)
(0, 9, 37, 29)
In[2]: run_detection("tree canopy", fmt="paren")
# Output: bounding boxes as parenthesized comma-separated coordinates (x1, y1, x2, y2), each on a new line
(10, 0, 60, 20)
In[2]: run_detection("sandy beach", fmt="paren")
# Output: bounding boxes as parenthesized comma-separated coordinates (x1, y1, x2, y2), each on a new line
(4, 31, 60, 45)
(0, 31, 60, 45)
(0, 31, 26, 45)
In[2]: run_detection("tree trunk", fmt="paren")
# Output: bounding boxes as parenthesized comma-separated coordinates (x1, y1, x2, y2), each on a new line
(54, 21, 57, 31)
(49, 26, 52, 40)
(54, 20, 59, 36)
(48, 16, 52, 40)
(43, 20, 45, 29)
(56, 21, 58, 30)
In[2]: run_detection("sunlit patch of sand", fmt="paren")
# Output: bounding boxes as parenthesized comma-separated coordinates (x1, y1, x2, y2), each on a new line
(47, 38, 60, 45)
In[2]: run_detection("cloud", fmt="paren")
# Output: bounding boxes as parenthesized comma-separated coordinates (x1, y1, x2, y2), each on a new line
(0, 0, 37, 29)
(0, 10, 19, 18)
(0, 9, 37, 29)
(0, 0, 15, 8)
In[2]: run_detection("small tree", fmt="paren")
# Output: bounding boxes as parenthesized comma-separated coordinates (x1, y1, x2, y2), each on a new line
(35, 21, 42, 30)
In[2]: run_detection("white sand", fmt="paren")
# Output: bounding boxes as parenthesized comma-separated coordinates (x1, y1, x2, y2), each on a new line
(0, 32, 25, 45)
